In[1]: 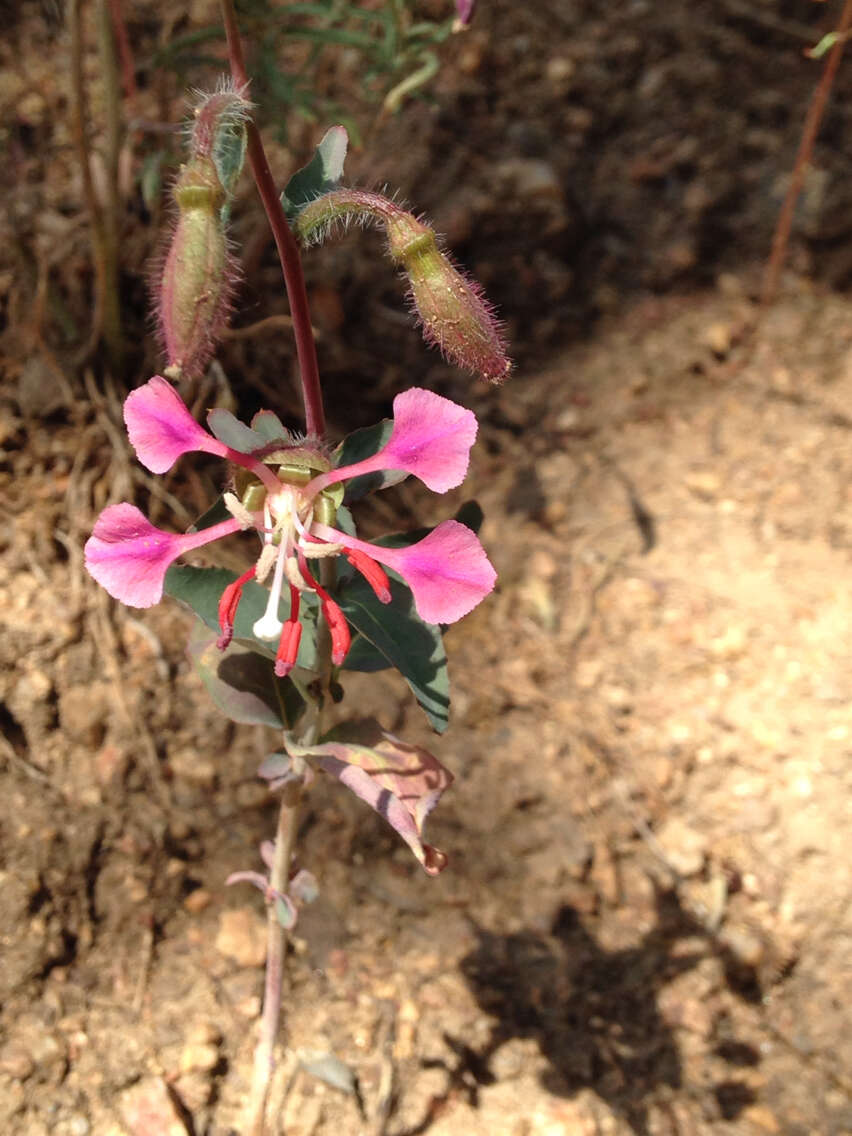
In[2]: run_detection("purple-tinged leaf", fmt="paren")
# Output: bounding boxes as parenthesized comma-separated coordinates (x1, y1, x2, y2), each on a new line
(257, 752, 314, 792)
(225, 870, 298, 928)
(226, 870, 268, 892)
(290, 869, 319, 905)
(188, 631, 299, 728)
(285, 721, 453, 875)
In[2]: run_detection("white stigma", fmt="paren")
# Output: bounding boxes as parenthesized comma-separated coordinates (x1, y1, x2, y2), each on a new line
(253, 538, 289, 641)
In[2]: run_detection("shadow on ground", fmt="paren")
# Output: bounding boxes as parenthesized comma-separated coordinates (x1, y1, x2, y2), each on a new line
(396, 888, 764, 1135)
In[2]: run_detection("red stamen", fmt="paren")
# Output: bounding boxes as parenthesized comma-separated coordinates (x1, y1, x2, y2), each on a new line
(217, 565, 256, 650)
(274, 586, 302, 677)
(299, 553, 352, 666)
(345, 547, 391, 603)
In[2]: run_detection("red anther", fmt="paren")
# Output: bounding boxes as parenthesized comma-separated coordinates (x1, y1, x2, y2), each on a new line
(322, 594, 351, 666)
(298, 554, 352, 666)
(345, 548, 391, 603)
(274, 586, 302, 677)
(217, 565, 256, 650)
(274, 622, 302, 677)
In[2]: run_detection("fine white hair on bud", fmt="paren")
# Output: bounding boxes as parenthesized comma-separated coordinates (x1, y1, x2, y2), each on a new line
(154, 81, 251, 381)
(293, 189, 511, 383)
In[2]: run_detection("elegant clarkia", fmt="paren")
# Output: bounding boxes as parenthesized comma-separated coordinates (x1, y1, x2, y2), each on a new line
(85, 377, 496, 677)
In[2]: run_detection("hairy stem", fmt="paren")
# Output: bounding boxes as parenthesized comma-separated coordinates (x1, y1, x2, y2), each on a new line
(761, 0, 852, 309)
(219, 0, 326, 438)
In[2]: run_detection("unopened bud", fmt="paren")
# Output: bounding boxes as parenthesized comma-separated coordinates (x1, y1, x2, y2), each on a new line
(294, 189, 510, 383)
(159, 156, 234, 380)
(385, 211, 510, 384)
(156, 83, 250, 380)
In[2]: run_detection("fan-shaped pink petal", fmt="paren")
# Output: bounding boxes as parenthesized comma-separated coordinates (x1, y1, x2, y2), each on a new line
(85, 504, 240, 608)
(124, 375, 222, 473)
(380, 388, 477, 493)
(313, 519, 496, 625)
(310, 388, 478, 498)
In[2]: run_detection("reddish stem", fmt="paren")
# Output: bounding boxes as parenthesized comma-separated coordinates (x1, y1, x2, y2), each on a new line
(761, 0, 852, 309)
(219, 0, 326, 438)
(107, 0, 138, 106)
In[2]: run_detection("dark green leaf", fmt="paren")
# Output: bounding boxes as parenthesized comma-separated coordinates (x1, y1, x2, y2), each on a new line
(363, 500, 486, 550)
(333, 418, 407, 503)
(188, 496, 231, 533)
(165, 564, 319, 671)
(343, 633, 392, 673)
(337, 574, 449, 732)
(280, 125, 348, 220)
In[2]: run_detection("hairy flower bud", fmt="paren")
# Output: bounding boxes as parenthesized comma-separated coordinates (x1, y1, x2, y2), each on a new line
(155, 83, 250, 380)
(159, 156, 234, 380)
(294, 189, 511, 384)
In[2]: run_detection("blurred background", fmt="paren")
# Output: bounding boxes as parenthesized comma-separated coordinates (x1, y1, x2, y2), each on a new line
(1, 2, 851, 1133)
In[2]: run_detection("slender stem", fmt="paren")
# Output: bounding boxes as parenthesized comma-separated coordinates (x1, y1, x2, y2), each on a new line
(245, 569, 333, 1135)
(761, 0, 852, 309)
(246, 782, 303, 1136)
(107, 0, 138, 106)
(69, 0, 107, 364)
(95, 0, 124, 371)
(219, 0, 326, 438)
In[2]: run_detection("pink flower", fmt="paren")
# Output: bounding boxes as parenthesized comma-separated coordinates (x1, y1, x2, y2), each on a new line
(85, 378, 496, 675)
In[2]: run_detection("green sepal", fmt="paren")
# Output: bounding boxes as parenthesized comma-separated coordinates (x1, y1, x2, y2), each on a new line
(280, 125, 348, 220)
(250, 409, 290, 442)
(207, 408, 266, 452)
(212, 118, 247, 206)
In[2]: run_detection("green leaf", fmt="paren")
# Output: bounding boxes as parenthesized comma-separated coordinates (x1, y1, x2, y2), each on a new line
(336, 574, 449, 733)
(281, 125, 348, 220)
(187, 630, 304, 728)
(343, 633, 392, 673)
(285, 720, 453, 874)
(207, 408, 266, 452)
(165, 564, 319, 671)
(333, 418, 408, 503)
